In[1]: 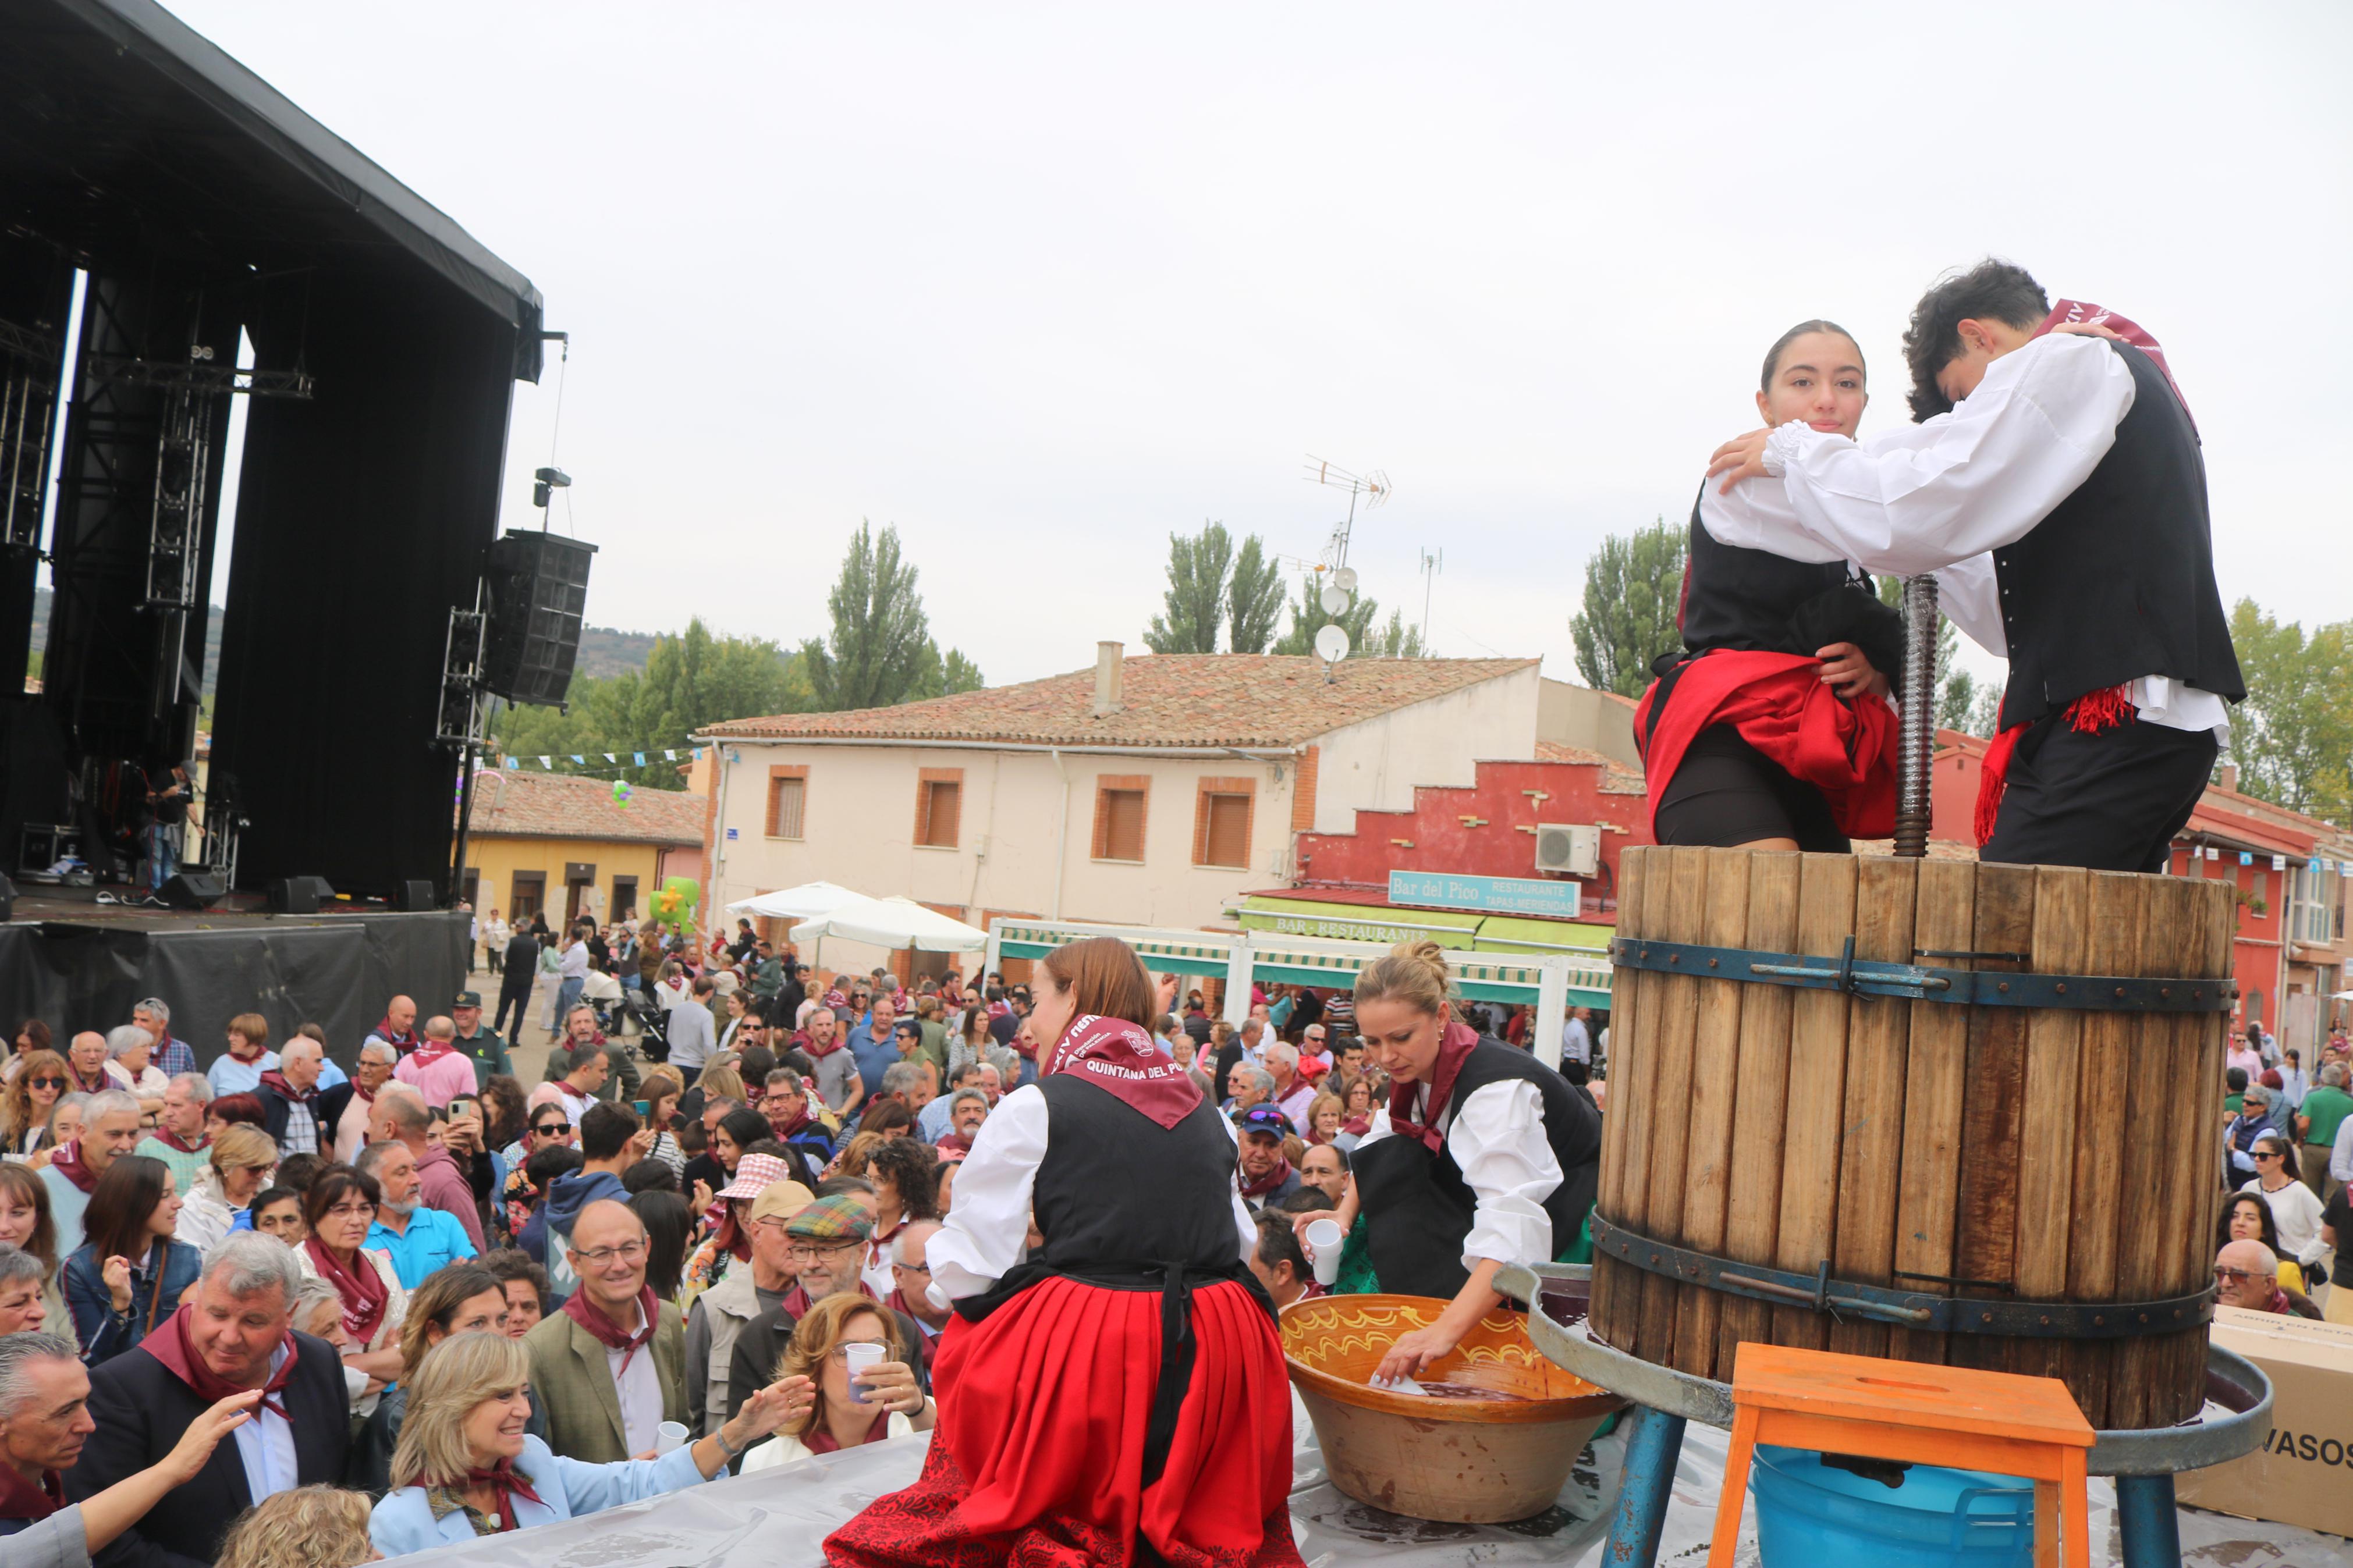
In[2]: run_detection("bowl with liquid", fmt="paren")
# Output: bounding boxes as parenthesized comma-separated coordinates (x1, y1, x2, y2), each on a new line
(1280, 1293, 1623, 1523)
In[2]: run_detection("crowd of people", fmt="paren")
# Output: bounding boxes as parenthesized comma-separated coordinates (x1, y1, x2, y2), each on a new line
(0, 898, 2333, 1567)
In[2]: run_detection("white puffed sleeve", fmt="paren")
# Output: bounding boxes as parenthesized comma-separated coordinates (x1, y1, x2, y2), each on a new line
(1446, 1079, 1564, 1274)
(921, 1084, 1048, 1307)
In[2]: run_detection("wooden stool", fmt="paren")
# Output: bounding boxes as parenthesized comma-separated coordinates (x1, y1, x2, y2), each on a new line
(1708, 1343, 2096, 1568)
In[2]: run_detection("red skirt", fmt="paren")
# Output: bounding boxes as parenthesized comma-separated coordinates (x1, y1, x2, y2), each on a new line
(825, 1275, 1303, 1568)
(1635, 648, 1898, 840)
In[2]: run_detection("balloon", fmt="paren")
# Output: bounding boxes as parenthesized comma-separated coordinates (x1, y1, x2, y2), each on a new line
(650, 876, 701, 934)
(612, 780, 634, 806)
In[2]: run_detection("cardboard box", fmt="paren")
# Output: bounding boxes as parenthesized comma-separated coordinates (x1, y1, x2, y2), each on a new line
(2174, 1304, 2353, 1538)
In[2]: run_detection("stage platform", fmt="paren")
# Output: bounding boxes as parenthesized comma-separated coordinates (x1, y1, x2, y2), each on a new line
(1, 883, 469, 1069)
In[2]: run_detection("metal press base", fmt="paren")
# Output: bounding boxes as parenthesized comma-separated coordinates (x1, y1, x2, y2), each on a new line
(1496, 1264, 2274, 1568)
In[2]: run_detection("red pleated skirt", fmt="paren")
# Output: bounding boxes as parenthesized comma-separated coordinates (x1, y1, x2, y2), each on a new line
(825, 1274, 1303, 1568)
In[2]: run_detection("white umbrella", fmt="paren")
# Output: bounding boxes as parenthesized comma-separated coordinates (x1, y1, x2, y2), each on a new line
(723, 881, 871, 920)
(792, 894, 989, 953)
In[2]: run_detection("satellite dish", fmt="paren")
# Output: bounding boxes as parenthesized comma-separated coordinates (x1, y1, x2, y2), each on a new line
(1333, 567, 1359, 593)
(1319, 582, 1353, 616)
(1315, 624, 1350, 663)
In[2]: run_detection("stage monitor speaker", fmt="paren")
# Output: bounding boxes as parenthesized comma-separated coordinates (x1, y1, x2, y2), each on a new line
(396, 880, 437, 912)
(480, 529, 598, 707)
(158, 872, 226, 911)
(267, 876, 334, 914)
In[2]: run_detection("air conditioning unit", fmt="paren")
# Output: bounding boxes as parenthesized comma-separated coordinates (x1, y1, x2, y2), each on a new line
(1534, 823, 1600, 877)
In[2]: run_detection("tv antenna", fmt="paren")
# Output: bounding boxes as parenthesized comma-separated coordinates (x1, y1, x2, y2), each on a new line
(1302, 455, 1389, 572)
(1418, 547, 1442, 648)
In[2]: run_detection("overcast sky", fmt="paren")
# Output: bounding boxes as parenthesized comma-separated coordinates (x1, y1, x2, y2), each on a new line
(173, 1, 2350, 693)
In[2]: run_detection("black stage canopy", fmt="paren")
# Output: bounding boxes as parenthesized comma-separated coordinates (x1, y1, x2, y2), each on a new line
(0, 0, 544, 896)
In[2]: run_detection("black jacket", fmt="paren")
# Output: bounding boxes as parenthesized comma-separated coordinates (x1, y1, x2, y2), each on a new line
(67, 1329, 351, 1568)
(257, 1083, 354, 1157)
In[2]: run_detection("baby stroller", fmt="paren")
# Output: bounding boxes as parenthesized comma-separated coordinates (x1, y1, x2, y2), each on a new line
(620, 989, 672, 1064)
(581, 968, 627, 1037)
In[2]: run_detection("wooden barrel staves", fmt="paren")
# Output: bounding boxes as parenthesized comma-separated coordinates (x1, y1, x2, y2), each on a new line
(1589, 845, 2234, 1430)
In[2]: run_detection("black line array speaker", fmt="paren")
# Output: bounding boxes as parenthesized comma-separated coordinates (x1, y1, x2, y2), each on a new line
(268, 876, 335, 914)
(158, 872, 226, 911)
(396, 880, 437, 912)
(480, 529, 598, 707)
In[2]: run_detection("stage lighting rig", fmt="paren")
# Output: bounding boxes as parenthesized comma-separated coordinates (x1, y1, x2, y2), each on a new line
(533, 465, 570, 509)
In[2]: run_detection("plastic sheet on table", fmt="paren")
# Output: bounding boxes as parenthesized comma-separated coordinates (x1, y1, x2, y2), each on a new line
(380, 1415, 2353, 1568)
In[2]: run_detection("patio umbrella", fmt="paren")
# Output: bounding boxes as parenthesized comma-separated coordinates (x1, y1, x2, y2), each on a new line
(791, 894, 989, 954)
(723, 881, 871, 920)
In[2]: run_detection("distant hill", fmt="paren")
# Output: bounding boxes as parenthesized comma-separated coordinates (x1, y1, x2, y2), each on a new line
(573, 624, 661, 679)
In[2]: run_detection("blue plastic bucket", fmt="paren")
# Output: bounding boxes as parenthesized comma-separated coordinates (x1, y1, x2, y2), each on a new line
(1749, 1445, 2036, 1568)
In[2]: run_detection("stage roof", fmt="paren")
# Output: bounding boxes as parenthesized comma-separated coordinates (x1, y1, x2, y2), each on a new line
(0, 0, 543, 372)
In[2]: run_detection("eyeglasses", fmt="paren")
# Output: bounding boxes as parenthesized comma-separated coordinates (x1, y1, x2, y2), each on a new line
(893, 1259, 931, 1276)
(2214, 1266, 2266, 1285)
(788, 1240, 859, 1260)
(324, 1201, 376, 1219)
(571, 1240, 648, 1266)
(25, 1079, 63, 1091)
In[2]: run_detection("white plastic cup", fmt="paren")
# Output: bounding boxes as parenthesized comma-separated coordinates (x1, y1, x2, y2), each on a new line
(654, 1420, 689, 1455)
(843, 1341, 886, 1404)
(1304, 1218, 1345, 1286)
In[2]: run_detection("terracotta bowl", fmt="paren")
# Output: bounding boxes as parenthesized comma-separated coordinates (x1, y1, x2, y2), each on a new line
(1280, 1293, 1623, 1524)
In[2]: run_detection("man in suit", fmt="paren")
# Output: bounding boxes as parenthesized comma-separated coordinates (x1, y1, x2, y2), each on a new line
(524, 1199, 687, 1463)
(66, 1234, 349, 1568)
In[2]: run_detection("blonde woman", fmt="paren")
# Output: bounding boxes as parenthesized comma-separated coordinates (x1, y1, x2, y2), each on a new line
(175, 1125, 278, 1255)
(367, 1331, 796, 1553)
(215, 1484, 377, 1568)
(738, 1293, 930, 1471)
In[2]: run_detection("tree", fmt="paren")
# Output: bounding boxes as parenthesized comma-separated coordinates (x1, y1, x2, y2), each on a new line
(2223, 599, 2353, 821)
(1571, 518, 1685, 697)
(1876, 576, 1989, 736)
(1273, 574, 1384, 657)
(1226, 535, 1287, 655)
(1361, 607, 1430, 659)
(489, 617, 807, 787)
(800, 521, 979, 711)
(1143, 522, 1233, 654)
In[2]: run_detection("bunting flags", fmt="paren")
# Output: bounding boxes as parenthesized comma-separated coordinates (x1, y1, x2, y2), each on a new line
(2240, 852, 2253, 866)
(634, 752, 647, 766)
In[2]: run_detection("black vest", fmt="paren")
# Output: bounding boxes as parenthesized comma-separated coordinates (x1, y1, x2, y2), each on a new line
(1669, 492, 1905, 682)
(1350, 1039, 1602, 1300)
(1032, 1073, 1244, 1272)
(1991, 341, 2243, 724)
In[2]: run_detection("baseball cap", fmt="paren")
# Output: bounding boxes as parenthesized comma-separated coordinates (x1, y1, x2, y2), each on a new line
(455, 990, 482, 1008)
(747, 1179, 816, 1225)
(784, 1192, 875, 1242)
(1239, 1104, 1290, 1139)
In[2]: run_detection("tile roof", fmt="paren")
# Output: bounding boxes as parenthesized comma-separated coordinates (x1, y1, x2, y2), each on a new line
(464, 769, 705, 846)
(1535, 740, 1647, 794)
(700, 655, 1540, 749)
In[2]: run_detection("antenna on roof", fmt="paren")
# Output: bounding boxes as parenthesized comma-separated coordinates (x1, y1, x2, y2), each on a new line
(1419, 547, 1442, 650)
(1302, 455, 1389, 573)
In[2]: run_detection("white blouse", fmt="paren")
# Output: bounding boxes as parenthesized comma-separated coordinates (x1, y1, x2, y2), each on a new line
(922, 1084, 1258, 1309)
(2242, 1177, 2328, 1267)
(1355, 1078, 1564, 1275)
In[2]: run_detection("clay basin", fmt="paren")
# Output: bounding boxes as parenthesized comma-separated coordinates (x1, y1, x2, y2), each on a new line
(1280, 1293, 1623, 1524)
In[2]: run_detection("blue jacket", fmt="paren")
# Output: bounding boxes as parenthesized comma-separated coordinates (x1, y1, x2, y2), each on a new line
(542, 1168, 627, 1245)
(368, 1435, 705, 1556)
(63, 1239, 202, 1366)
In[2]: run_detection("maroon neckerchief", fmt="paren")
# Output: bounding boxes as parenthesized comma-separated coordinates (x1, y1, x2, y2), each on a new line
(460, 1459, 545, 1531)
(802, 1414, 893, 1456)
(2033, 299, 2191, 424)
(1340, 1114, 1372, 1139)
(139, 1304, 297, 1418)
(408, 1038, 457, 1068)
(45, 1140, 98, 1194)
(779, 1280, 878, 1320)
(934, 1131, 973, 1157)
(1387, 1020, 1482, 1155)
(152, 1127, 211, 1156)
(258, 1070, 316, 1104)
(1044, 1015, 1203, 1130)
(562, 1285, 658, 1374)
(371, 1020, 420, 1058)
(1238, 1155, 1297, 1200)
(65, 1063, 109, 1096)
(795, 1029, 846, 1061)
(0, 1463, 63, 1522)
(766, 1102, 816, 1142)
(303, 1237, 390, 1343)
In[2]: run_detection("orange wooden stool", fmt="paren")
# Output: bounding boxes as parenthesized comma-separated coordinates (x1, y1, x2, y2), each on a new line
(1708, 1343, 2095, 1568)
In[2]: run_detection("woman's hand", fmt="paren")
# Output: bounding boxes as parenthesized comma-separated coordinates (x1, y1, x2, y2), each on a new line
(102, 1256, 133, 1313)
(1156, 973, 1180, 1015)
(1374, 1324, 1462, 1385)
(729, 1375, 808, 1443)
(852, 1359, 925, 1417)
(1815, 642, 1888, 701)
(159, 1391, 260, 1484)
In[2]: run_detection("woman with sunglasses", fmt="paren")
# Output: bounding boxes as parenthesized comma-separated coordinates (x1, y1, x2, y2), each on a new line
(3, 1051, 69, 1158)
(2240, 1130, 2328, 1283)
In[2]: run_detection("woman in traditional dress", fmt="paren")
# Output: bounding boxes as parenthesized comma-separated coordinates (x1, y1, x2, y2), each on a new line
(828, 936, 1300, 1568)
(1300, 940, 1601, 1384)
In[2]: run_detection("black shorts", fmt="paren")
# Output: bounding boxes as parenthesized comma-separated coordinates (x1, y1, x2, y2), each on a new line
(1653, 724, 1850, 853)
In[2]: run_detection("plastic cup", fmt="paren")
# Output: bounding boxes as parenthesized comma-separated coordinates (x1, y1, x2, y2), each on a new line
(654, 1420, 688, 1455)
(843, 1341, 886, 1404)
(1304, 1218, 1345, 1286)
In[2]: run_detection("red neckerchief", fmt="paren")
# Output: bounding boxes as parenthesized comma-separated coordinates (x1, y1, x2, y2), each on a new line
(1387, 1021, 1481, 1155)
(1044, 1015, 1203, 1129)
(409, 1039, 456, 1067)
(139, 1304, 297, 1418)
(0, 1463, 64, 1521)
(460, 1459, 545, 1531)
(258, 1070, 316, 1104)
(1238, 1156, 1296, 1200)
(766, 1103, 815, 1142)
(934, 1132, 973, 1157)
(796, 1030, 845, 1061)
(803, 1414, 893, 1455)
(45, 1140, 97, 1194)
(66, 1063, 109, 1096)
(303, 1238, 390, 1343)
(371, 1020, 420, 1057)
(1340, 1114, 1371, 1138)
(1971, 686, 2136, 846)
(226, 1039, 266, 1064)
(779, 1280, 878, 1320)
(154, 1128, 211, 1156)
(562, 1285, 658, 1374)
